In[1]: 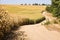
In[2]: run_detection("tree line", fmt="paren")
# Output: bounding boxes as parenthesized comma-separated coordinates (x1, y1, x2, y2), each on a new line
(20, 3, 47, 5)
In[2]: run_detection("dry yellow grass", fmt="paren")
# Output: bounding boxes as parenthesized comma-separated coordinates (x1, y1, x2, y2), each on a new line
(0, 5, 46, 20)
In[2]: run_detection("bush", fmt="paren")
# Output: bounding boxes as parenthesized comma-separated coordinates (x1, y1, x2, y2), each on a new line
(44, 20, 50, 25)
(36, 17, 45, 23)
(29, 19, 34, 24)
(0, 8, 11, 40)
(21, 17, 45, 25)
(22, 18, 34, 25)
(0, 8, 20, 40)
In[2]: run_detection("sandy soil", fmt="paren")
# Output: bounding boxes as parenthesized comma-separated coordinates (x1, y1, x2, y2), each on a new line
(15, 23, 60, 40)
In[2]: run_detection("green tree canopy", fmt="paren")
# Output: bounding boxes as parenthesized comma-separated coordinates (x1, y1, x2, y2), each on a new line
(46, 0, 60, 18)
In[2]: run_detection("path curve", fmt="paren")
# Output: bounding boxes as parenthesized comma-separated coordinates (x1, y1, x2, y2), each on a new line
(15, 23, 60, 40)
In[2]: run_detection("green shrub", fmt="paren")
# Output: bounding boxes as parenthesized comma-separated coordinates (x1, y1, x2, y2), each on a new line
(22, 18, 34, 25)
(21, 17, 45, 25)
(46, 0, 60, 18)
(36, 17, 45, 23)
(29, 19, 34, 24)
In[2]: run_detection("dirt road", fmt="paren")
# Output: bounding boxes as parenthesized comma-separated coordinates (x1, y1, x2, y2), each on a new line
(14, 23, 60, 40)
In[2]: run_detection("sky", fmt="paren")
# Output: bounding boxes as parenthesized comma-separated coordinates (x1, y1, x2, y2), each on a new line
(0, 0, 51, 4)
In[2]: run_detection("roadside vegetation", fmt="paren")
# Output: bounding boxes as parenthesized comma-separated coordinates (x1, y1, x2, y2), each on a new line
(46, 0, 60, 18)
(46, 0, 60, 25)
(0, 5, 46, 40)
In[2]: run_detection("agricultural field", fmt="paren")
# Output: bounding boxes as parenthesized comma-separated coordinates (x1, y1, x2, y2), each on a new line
(0, 5, 46, 20)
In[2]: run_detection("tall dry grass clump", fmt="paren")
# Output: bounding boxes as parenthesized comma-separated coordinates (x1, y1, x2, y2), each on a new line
(0, 7, 23, 40)
(0, 8, 14, 40)
(0, 7, 33, 40)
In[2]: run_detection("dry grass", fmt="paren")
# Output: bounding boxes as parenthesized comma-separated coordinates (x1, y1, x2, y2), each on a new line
(0, 5, 46, 20)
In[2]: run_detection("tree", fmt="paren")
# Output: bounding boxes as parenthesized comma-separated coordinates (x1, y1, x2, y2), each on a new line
(34, 3, 38, 5)
(42, 4, 45, 5)
(20, 4, 23, 5)
(24, 3, 27, 5)
(39, 4, 41, 5)
(28, 4, 31, 5)
(32, 3, 38, 5)
(46, 0, 60, 18)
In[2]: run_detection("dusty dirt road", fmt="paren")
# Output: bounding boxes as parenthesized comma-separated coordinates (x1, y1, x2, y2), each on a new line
(15, 23, 60, 40)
